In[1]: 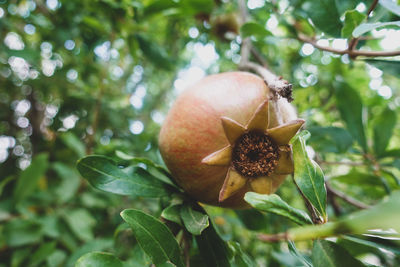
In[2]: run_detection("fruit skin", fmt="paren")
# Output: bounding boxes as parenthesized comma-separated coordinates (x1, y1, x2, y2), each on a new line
(159, 72, 296, 208)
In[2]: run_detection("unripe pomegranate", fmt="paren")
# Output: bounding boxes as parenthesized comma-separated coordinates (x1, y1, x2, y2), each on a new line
(159, 72, 304, 208)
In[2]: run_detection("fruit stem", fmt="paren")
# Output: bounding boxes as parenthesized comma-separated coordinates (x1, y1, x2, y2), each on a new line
(237, 0, 293, 102)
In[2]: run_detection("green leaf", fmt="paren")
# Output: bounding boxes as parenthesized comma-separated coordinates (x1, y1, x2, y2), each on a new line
(182, 0, 214, 14)
(308, 126, 353, 153)
(0, 176, 15, 197)
(30, 241, 57, 267)
(244, 192, 312, 225)
(161, 204, 183, 226)
(381, 149, 400, 158)
(365, 59, 400, 77)
(11, 248, 32, 267)
(136, 34, 172, 70)
(302, 0, 342, 36)
(158, 261, 177, 267)
(180, 204, 209, 235)
(52, 163, 80, 203)
(288, 241, 313, 267)
(240, 22, 271, 39)
(229, 242, 257, 267)
(4, 219, 42, 247)
(381, 169, 400, 187)
(334, 0, 370, 16)
(13, 153, 49, 202)
(312, 240, 365, 267)
(63, 209, 96, 242)
(342, 10, 366, 38)
(373, 107, 397, 156)
(77, 155, 172, 197)
(335, 83, 367, 151)
(330, 171, 390, 199)
(342, 235, 400, 256)
(47, 250, 67, 267)
(75, 252, 123, 267)
(287, 191, 400, 241)
(143, 0, 178, 16)
(195, 222, 232, 267)
(115, 150, 178, 188)
(38, 216, 60, 239)
(379, 0, 400, 16)
(121, 209, 184, 267)
(291, 131, 327, 220)
(65, 238, 114, 267)
(60, 132, 86, 158)
(234, 209, 269, 231)
(115, 150, 170, 174)
(353, 21, 400, 37)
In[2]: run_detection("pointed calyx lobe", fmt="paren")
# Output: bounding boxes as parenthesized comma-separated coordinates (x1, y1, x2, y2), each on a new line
(202, 99, 305, 202)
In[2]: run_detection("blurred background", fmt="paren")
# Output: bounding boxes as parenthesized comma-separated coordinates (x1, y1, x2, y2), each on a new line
(0, 0, 399, 266)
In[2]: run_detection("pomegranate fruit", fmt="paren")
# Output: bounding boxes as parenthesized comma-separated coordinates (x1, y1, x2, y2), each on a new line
(159, 72, 304, 208)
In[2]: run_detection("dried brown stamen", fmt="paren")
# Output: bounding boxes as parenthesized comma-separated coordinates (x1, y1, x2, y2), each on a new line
(232, 131, 279, 178)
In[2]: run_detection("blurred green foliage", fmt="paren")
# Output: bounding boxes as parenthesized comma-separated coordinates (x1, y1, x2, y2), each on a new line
(0, 0, 400, 266)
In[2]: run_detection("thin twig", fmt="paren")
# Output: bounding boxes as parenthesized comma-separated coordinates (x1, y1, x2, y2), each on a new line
(327, 190, 342, 216)
(182, 231, 191, 267)
(298, 34, 400, 58)
(366, 0, 379, 17)
(258, 232, 288, 242)
(237, 0, 293, 101)
(86, 67, 107, 154)
(326, 182, 370, 209)
(348, 0, 379, 56)
(250, 46, 269, 68)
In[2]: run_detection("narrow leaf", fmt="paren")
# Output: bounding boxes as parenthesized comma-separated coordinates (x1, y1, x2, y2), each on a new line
(382, 149, 400, 158)
(136, 34, 172, 70)
(335, 83, 367, 151)
(353, 21, 400, 37)
(14, 153, 49, 202)
(288, 241, 313, 267)
(240, 22, 271, 39)
(235, 209, 269, 231)
(180, 204, 209, 235)
(379, 0, 400, 16)
(342, 10, 366, 38)
(75, 252, 123, 267)
(373, 107, 397, 156)
(77, 155, 171, 197)
(244, 192, 312, 225)
(121, 209, 184, 267)
(308, 126, 353, 153)
(30, 241, 57, 266)
(342, 235, 400, 256)
(60, 132, 85, 158)
(291, 131, 327, 220)
(4, 219, 42, 247)
(115, 150, 170, 175)
(115, 150, 178, 188)
(161, 204, 183, 226)
(287, 191, 400, 241)
(229, 242, 257, 267)
(52, 163, 80, 203)
(63, 209, 96, 242)
(302, 0, 342, 37)
(195, 222, 232, 267)
(312, 240, 365, 267)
